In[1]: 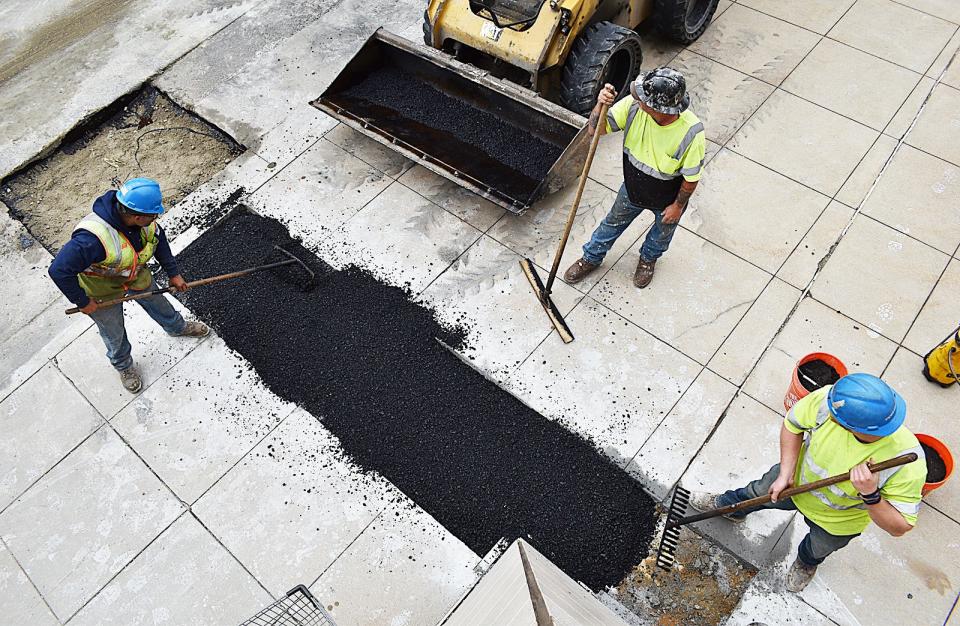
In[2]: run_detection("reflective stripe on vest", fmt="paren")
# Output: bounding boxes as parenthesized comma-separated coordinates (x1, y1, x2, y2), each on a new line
(74, 213, 158, 284)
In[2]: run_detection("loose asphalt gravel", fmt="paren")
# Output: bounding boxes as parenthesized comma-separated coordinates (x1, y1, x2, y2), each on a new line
(173, 209, 656, 589)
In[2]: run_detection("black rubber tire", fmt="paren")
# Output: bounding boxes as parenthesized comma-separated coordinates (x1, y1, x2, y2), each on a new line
(653, 0, 720, 44)
(559, 21, 643, 117)
(422, 9, 432, 46)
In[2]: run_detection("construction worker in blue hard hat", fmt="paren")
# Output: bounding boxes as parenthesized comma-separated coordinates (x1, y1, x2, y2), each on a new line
(49, 178, 208, 393)
(564, 67, 705, 289)
(689, 373, 926, 593)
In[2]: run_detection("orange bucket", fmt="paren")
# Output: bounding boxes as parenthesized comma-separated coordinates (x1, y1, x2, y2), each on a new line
(784, 352, 848, 411)
(917, 433, 954, 496)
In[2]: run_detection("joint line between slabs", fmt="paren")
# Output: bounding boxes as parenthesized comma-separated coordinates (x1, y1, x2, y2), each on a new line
(186, 510, 277, 602)
(307, 506, 389, 590)
(62, 509, 188, 624)
(246, 136, 325, 197)
(0, 536, 63, 625)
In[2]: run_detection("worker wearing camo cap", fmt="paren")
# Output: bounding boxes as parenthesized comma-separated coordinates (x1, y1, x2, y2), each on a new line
(691, 374, 926, 592)
(564, 67, 705, 288)
(49, 178, 208, 393)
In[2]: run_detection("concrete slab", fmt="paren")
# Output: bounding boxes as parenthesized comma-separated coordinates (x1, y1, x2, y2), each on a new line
(416, 234, 582, 381)
(508, 297, 701, 467)
(885, 76, 937, 139)
(112, 336, 298, 504)
(0, 539, 58, 626)
(726, 572, 838, 626)
(742, 297, 898, 415)
(669, 50, 776, 144)
(928, 30, 960, 82)
(680, 393, 797, 566)
(811, 215, 949, 342)
(828, 0, 956, 73)
(736, 0, 855, 34)
(487, 178, 631, 294)
(252, 108, 337, 168)
(710, 278, 802, 386)
(626, 368, 738, 500)
(860, 144, 960, 255)
(836, 135, 899, 210)
(685, 148, 831, 273)
(904, 83, 960, 167)
(593, 228, 770, 364)
(687, 3, 821, 86)
(312, 501, 479, 626)
(54, 301, 208, 419)
(0, 362, 102, 511)
(397, 165, 505, 232)
(904, 0, 960, 23)
(776, 202, 854, 291)
(902, 259, 960, 357)
(782, 504, 960, 626)
(245, 138, 393, 251)
(0, 0, 255, 178)
(0, 427, 184, 621)
(193, 409, 394, 595)
(69, 513, 271, 626)
(729, 90, 879, 197)
(881, 347, 960, 521)
(781, 38, 922, 132)
(323, 181, 483, 293)
(324, 124, 414, 181)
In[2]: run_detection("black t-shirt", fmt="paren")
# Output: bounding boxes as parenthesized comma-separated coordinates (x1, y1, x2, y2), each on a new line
(622, 153, 682, 209)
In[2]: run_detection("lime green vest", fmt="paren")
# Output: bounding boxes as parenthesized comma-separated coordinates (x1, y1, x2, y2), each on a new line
(787, 388, 925, 535)
(75, 213, 159, 300)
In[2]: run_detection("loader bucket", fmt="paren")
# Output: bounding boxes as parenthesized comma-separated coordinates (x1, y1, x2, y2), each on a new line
(312, 29, 589, 213)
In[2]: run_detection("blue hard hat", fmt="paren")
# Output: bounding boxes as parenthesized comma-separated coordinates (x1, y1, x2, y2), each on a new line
(827, 373, 906, 437)
(116, 178, 165, 215)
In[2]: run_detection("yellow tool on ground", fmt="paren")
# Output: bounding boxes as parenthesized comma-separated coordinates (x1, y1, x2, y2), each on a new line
(423, 0, 720, 115)
(923, 325, 960, 387)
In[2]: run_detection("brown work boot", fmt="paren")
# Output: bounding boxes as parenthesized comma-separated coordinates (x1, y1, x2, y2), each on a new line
(785, 557, 818, 592)
(175, 321, 210, 338)
(563, 258, 599, 284)
(119, 367, 142, 394)
(633, 257, 657, 289)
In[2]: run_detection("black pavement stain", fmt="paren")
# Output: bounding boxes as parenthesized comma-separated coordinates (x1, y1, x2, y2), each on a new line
(173, 209, 655, 589)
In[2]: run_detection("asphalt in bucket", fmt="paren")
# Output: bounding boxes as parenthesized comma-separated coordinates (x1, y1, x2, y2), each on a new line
(921, 442, 947, 483)
(797, 358, 841, 392)
(173, 210, 656, 590)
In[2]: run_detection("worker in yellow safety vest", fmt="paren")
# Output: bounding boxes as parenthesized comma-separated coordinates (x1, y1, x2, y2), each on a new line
(691, 373, 925, 592)
(49, 178, 208, 393)
(564, 67, 705, 289)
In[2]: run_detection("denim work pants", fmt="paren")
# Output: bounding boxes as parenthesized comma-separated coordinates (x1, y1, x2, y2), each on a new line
(717, 464, 860, 566)
(87, 280, 187, 371)
(581, 184, 679, 265)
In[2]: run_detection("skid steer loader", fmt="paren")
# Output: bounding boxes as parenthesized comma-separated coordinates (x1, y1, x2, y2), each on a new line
(312, 1, 718, 213)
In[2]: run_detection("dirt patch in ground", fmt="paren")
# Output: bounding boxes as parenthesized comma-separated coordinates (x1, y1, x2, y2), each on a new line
(607, 526, 756, 625)
(0, 85, 242, 252)
(169, 208, 658, 590)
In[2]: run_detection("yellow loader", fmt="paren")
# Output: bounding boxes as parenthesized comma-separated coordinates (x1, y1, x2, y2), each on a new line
(422, 0, 720, 114)
(313, 1, 719, 213)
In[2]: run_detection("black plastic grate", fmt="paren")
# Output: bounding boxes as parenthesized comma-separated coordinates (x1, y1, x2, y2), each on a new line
(239, 585, 335, 626)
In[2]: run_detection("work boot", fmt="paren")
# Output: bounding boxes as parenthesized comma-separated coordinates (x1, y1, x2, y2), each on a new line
(119, 367, 142, 394)
(563, 258, 599, 284)
(785, 557, 818, 592)
(689, 491, 744, 523)
(633, 257, 656, 288)
(175, 321, 210, 338)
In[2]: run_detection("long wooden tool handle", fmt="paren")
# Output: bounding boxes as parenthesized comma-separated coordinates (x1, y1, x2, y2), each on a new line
(544, 102, 609, 295)
(64, 258, 297, 314)
(668, 453, 919, 529)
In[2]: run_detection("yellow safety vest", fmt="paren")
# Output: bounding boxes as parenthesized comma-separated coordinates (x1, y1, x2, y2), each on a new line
(785, 387, 925, 535)
(75, 213, 159, 300)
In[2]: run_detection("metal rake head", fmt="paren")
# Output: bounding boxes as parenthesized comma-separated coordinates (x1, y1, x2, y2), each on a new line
(655, 485, 691, 572)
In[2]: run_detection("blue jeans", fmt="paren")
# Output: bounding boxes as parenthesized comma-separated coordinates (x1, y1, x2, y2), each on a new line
(582, 184, 679, 265)
(717, 464, 860, 566)
(88, 280, 186, 371)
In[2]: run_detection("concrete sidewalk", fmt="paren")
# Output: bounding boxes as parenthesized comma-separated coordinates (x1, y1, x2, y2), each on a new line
(2, 0, 959, 624)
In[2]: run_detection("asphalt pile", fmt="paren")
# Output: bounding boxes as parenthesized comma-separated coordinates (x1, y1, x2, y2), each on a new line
(797, 359, 841, 391)
(174, 210, 656, 589)
(330, 65, 565, 201)
(920, 442, 946, 483)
